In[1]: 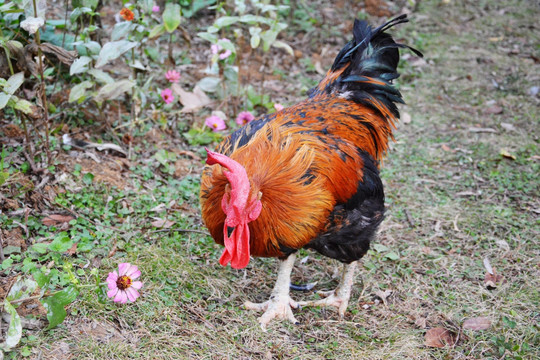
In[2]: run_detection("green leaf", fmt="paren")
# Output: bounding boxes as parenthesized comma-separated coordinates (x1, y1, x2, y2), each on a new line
(23, 0, 47, 18)
(48, 232, 73, 253)
(94, 79, 135, 102)
(197, 32, 217, 43)
(196, 77, 221, 93)
(32, 270, 50, 288)
(70, 7, 92, 23)
(272, 40, 294, 56)
(0, 170, 9, 185)
(206, 25, 220, 34)
(80, 41, 101, 55)
(68, 80, 93, 103)
(260, 30, 278, 52)
(4, 72, 25, 95)
(162, 3, 181, 33)
(148, 24, 165, 39)
(373, 244, 389, 253)
(11, 96, 34, 114)
(384, 252, 400, 261)
(88, 69, 114, 84)
(41, 286, 79, 330)
(1, 301, 22, 350)
(250, 34, 260, 49)
(111, 21, 133, 41)
(239, 14, 272, 25)
(95, 40, 138, 68)
(214, 16, 240, 28)
(7, 278, 38, 303)
(70, 56, 93, 75)
(83, 172, 94, 184)
(218, 39, 235, 52)
(0, 93, 11, 110)
(31, 242, 49, 254)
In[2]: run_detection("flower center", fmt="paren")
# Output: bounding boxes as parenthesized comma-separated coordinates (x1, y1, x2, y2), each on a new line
(116, 275, 132, 290)
(213, 123, 218, 128)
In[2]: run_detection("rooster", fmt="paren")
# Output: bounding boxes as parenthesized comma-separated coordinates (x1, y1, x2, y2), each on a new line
(200, 15, 422, 329)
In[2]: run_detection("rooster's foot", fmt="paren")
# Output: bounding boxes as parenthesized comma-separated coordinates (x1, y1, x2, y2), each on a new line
(297, 261, 358, 318)
(245, 296, 299, 329)
(297, 290, 350, 317)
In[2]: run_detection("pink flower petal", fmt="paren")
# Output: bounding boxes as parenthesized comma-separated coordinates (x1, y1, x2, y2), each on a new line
(106, 272, 118, 288)
(132, 281, 143, 290)
(205, 115, 226, 132)
(118, 263, 130, 276)
(114, 290, 128, 304)
(126, 287, 140, 302)
(219, 49, 232, 60)
(129, 270, 141, 280)
(107, 271, 118, 281)
(125, 265, 139, 277)
(107, 288, 118, 299)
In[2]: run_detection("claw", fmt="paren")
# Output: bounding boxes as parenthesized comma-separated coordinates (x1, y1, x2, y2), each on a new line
(297, 261, 358, 318)
(244, 254, 300, 330)
(245, 295, 300, 330)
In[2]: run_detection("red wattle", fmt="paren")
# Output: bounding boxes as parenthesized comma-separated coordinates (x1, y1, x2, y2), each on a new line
(219, 222, 250, 269)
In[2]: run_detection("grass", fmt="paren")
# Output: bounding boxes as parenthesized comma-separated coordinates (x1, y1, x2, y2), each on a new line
(2, 0, 539, 359)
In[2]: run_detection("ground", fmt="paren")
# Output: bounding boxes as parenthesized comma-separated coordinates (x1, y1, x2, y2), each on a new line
(0, 0, 538, 359)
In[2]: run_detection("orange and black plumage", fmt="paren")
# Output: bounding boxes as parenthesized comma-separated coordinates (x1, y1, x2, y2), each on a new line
(200, 15, 422, 327)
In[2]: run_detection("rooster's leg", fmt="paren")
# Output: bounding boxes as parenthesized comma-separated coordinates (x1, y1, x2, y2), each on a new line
(297, 261, 358, 317)
(244, 253, 299, 330)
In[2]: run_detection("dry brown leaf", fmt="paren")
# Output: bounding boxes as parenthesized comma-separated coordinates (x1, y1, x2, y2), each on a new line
(374, 289, 393, 305)
(463, 317, 491, 331)
(65, 242, 78, 256)
(172, 84, 212, 113)
(500, 149, 516, 160)
(424, 328, 458, 348)
(151, 218, 175, 229)
(42, 214, 75, 227)
(485, 105, 503, 114)
(441, 144, 455, 152)
(415, 317, 427, 329)
(500, 122, 516, 132)
(484, 271, 505, 290)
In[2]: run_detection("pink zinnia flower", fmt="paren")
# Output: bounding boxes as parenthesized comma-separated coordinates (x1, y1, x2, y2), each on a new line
(165, 70, 181, 83)
(205, 115, 226, 132)
(236, 111, 255, 126)
(161, 88, 174, 104)
(274, 103, 284, 111)
(106, 263, 143, 304)
(152, 5, 160, 12)
(211, 39, 232, 60)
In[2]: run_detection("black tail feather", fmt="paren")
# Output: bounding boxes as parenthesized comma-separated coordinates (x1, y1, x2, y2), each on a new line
(318, 15, 423, 119)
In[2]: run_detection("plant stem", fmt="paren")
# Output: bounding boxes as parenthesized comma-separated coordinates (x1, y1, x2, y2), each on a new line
(32, 0, 52, 166)
(0, 26, 15, 75)
(52, 0, 70, 94)
(129, 47, 136, 160)
(8, 282, 108, 305)
(168, 32, 173, 64)
(0, 230, 5, 261)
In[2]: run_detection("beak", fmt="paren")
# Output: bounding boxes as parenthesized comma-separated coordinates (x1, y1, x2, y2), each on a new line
(226, 226, 235, 237)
